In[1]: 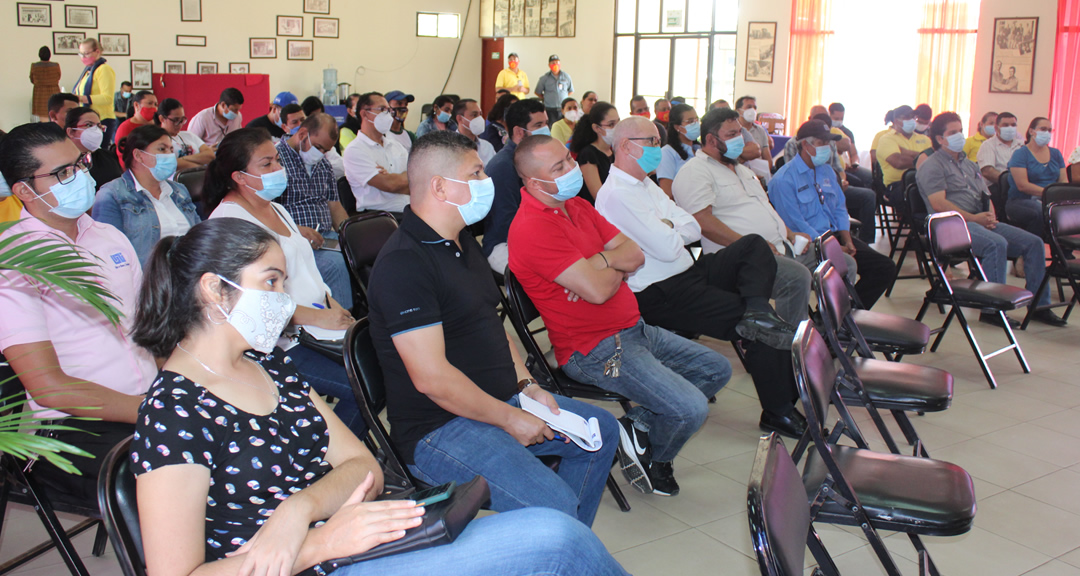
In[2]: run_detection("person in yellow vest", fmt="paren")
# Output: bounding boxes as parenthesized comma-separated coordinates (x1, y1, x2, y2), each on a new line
(72, 39, 117, 148)
(964, 111, 997, 161)
(495, 53, 530, 99)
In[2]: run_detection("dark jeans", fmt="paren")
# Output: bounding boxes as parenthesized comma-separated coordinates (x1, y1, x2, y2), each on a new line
(845, 185, 878, 244)
(851, 237, 897, 308)
(31, 419, 134, 508)
(101, 117, 118, 150)
(846, 165, 874, 188)
(545, 107, 562, 126)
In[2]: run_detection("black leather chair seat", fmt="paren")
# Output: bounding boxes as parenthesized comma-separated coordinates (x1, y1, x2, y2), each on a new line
(1059, 235, 1080, 251)
(850, 310, 930, 352)
(945, 278, 1033, 309)
(846, 357, 953, 412)
(802, 445, 976, 536)
(1049, 258, 1080, 278)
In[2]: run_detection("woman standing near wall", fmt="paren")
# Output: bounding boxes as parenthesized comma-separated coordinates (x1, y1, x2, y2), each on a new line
(72, 39, 117, 148)
(29, 46, 61, 122)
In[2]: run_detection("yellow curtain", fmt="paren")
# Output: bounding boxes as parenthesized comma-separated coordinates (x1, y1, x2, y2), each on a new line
(785, 0, 833, 135)
(916, 0, 980, 126)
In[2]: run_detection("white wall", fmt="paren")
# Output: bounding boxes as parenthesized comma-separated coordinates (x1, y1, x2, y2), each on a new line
(733, 0, 790, 116)
(1, 0, 484, 131)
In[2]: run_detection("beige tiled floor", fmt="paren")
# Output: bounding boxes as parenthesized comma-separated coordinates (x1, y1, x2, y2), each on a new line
(3, 236, 1080, 575)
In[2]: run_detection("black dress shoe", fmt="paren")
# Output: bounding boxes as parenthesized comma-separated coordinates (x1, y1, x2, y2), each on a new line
(979, 312, 1020, 329)
(759, 409, 808, 439)
(736, 309, 797, 350)
(1032, 309, 1068, 327)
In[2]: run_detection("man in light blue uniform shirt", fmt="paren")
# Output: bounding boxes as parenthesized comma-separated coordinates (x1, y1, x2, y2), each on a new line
(534, 54, 574, 126)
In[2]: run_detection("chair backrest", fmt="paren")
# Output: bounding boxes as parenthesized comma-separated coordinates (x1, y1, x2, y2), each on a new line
(176, 168, 207, 219)
(98, 436, 146, 576)
(748, 433, 816, 576)
(0, 352, 22, 409)
(1069, 162, 1079, 184)
(339, 211, 399, 292)
(337, 177, 357, 216)
(926, 211, 972, 260)
(871, 161, 885, 196)
(791, 321, 842, 434)
(1049, 202, 1080, 244)
(816, 232, 848, 280)
(908, 180, 929, 224)
(813, 261, 853, 338)
(1042, 183, 1080, 206)
(503, 268, 561, 389)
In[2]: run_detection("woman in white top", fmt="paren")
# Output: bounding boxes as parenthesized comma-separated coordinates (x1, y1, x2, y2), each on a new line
(657, 104, 701, 199)
(155, 98, 215, 172)
(204, 127, 366, 437)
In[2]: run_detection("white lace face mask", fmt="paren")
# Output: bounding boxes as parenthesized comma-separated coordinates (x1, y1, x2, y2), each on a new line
(215, 274, 296, 353)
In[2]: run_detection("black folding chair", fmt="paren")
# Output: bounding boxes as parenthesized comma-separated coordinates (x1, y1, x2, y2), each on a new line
(337, 176, 357, 216)
(992, 171, 1011, 224)
(872, 162, 900, 249)
(886, 172, 933, 296)
(339, 211, 399, 314)
(790, 322, 976, 576)
(503, 269, 632, 512)
(747, 432, 839, 576)
(816, 232, 930, 361)
(814, 261, 953, 458)
(915, 211, 1032, 389)
(97, 437, 145, 576)
(1021, 200, 1080, 329)
(887, 169, 918, 260)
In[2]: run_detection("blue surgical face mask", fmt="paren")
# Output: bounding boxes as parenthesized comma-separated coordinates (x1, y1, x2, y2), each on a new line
(631, 141, 662, 174)
(998, 126, 1017, 141)
(31, 169, 97, 219)
(683, 121, 701, 142)
(1034, 131, 1052, 146)
(983, 125, 996, 137)
(945, 132, 966, 154)
(138, 150, 177, 182)
(436, 111, 451, 123)
(532, 164, 583, 202)
(721, 134, 745, 160)
(443, 177, 495, 225)
(242, 168, 288, 201)
(222, 107, 238, 121)
(810, 144, 831, 167)
(529, 126, 551, 137)
(901, 119, 916, 134)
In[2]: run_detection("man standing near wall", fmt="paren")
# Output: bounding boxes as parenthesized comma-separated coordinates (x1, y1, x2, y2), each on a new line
(534, 55, 574, 126)
(495, 53, 530, 99)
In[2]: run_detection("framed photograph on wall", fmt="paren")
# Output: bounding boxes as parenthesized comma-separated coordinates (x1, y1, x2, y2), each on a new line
(99, 33, 130, 56)
(65, 4, 97, 29)
(277, 15, 303, 37)
(17, 3, 52, 28)
(313, 17, 339, 38)
(989, 17, 1038, 94)
(229, 62, 250, 74)
(287, 39, 314, 61)
(176, 35, 207, 47)
(197, 62, 218, 74)
(303, 0, 330, 15)
(131, 60, 152, 89)
(250, 38, 277, 59)
(180, 0, 202, 22)
(52, 31, 86, 55)
(745, 21, 776, 83)
(164, 61, 186, 74)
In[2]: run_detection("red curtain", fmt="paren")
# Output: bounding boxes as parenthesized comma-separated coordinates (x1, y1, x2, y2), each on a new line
(1051, 0, 1080, 160)
(785, 0, 833, 135)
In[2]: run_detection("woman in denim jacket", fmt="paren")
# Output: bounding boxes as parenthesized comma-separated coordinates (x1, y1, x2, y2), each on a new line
(93, 124, 200, 265)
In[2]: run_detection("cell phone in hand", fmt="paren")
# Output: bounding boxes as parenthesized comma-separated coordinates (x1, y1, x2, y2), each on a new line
(410, 481, 456, 507)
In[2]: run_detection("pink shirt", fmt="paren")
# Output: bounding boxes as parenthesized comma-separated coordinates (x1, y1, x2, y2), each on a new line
(0, 209, 156, 418)
(186, 105, 243, 148)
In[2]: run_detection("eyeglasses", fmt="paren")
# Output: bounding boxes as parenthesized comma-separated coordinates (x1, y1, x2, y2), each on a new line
(364, 106, 390, 114)
(22, 155, 93, 185)
(77, 52, 95, 58)
(163, 116, 187, 124)
(629, 137, 662, 147)
(76, 122, 103, 131)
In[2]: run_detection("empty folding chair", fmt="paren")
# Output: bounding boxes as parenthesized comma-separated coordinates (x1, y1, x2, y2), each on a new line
(814, 261, 953, 457)
(915, 211, 1033, 389)
(791, 322, 976, 576)
(339, 211, 398, 314)
(1021, 199, 1080, 328)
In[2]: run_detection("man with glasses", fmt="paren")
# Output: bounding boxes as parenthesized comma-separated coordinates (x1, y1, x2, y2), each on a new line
(0, 122, 155, 508)
(385, 90, 417, 153)
(768, 119, 896, 308)
(343, 92, 410, 214)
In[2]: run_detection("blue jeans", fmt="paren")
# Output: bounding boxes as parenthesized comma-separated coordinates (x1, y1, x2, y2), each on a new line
(332, 507, 629, 576)
(409, 395, 619, 527)
(967, 221, 1050, 306)
(562, 320, 732, 463)
(287, 345, 367, 438)
(316, 231, 354, 311)
(1006, 197, 1043, 238)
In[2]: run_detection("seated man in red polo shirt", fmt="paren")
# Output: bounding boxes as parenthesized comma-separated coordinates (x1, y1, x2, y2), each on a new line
(508, 135, 733, 497)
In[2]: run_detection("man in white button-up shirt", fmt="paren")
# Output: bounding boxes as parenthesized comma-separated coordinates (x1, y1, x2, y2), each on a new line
(595, 116, 806, 438)
(343, 92, 410, 213)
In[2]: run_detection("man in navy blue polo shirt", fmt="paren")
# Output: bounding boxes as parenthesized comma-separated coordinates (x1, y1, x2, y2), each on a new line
(769, 119, 896, 308)
(366, 131, 620, 527)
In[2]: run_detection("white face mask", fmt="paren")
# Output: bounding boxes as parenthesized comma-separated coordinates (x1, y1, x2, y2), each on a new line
(76, 126, 104, 152)
(215, 275, 296, 354)
(742, 108, 758, 123)
(371, 111, 394, 134)
(300, 135, 324, 166)
(467, 116, 486, 136)
(564, 109, 583, 123)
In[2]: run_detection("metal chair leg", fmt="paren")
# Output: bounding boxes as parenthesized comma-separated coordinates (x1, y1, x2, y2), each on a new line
(606, 472, 630, 512)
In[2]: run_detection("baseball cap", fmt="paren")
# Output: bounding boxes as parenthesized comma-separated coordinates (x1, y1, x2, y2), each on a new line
(548, 54, 560, 63)
(384, 90, 415, 104)
(508, 52, 519, 59)
(795, 119, 842, 141)
(272, 91, 298, 107)
(892, 105, 915, 119)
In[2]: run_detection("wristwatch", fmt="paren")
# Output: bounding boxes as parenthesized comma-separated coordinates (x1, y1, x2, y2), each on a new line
(517, 377, 539, 392)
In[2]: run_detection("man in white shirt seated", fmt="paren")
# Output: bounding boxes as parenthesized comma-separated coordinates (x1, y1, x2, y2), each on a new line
(595, 117, 805, 437)
(454, 98, 496, 167)
(976, 111, 1023, 186)
(0, 122, 156, 506)
(735, 95, 774, 182)
(343, 92, 410, 214)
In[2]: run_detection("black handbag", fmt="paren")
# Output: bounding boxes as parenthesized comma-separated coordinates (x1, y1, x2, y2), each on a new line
(313, 475, 490, 573)
(297, 326, 345, 365)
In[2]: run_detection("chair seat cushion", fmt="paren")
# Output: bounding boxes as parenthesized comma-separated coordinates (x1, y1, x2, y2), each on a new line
(846, 357, 953, 412)
(803, 444, 976, 536)
(947, 279, 1033, 309)
(1049, 258, 1080, 278)
(851, 310, 930, 352)
(1060, 235, 1080, 251)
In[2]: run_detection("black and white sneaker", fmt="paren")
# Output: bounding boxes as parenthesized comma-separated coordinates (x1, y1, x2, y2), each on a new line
(616, 417, 652, 494)
(647, 461, 680, 496)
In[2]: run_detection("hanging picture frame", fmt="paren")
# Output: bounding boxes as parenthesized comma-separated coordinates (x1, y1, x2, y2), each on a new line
(131, 59, 153, 89)
(176, 35, 207, 47)
(180, 0, 202, 22)
(989, 17, 1038, 95)
(250, 38, 277, 59)
(277, 15, 303, 37)
(287, 39, 314, 61)
(197, 62, 218, 74)
(745, 21, 776, 83)
(303, 0, 330, 15)
(17, 3, 52, 28)
(53, 31, 86, 55)
(313, 17, 339, 38)
(99, 33, 131, 56)
(65, 4, 97, 29)
(164, 61, 186, 74)
(229, 62, 250, 74)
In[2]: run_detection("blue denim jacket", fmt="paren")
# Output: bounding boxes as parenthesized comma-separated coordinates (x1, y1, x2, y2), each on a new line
(92, 171, 201, 265)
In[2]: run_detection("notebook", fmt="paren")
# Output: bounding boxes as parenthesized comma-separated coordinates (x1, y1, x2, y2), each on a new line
(517, 392, 603, 452)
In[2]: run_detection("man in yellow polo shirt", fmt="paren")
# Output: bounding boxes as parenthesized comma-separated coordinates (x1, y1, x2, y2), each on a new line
(495, 53, 530, 99)
(876, 105, 931, 204)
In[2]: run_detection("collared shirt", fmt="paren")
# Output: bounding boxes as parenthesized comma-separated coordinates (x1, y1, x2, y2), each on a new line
(976, 136, 1023, 185)
(495, 68, 530, 99)
(481, 139, 520, 257)
(275, 138, 338, 231)
(367, 207, 515, 463)
(387, 129, 414, 153)
(877, 130, 932, 186)
(671, 150, 789, 253)
(133, 175, 192, 239)
(769, 154, 850, 238)
(508, 193, 640, 366)
(0, 209, 155, 419)
(187, 105, 243, 148)
(963, 131, 989, 161)
(342, 131, 410, 212)
(534, 70, 574, 108)
(915, 148, 989, 215)
(783, 138, 845, 180)
(595, 166, 700, 292)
